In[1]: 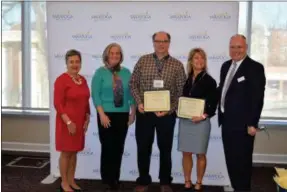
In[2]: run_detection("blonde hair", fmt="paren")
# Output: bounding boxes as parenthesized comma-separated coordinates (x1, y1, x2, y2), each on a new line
(186, 48, 207, 75)
(102, 43, 124, 67)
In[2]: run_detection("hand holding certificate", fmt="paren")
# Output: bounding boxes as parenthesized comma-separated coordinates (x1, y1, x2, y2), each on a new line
(144, 90, 170, 112)
(177, 97, 205, 119)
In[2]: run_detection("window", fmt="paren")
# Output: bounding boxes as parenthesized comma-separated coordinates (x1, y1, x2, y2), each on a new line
(2, 2, 287, 122)
(30, 2, 49, 108)
(250, 2, 287, 118)
(2, 2, 23, 107)
(238, 2, 248, 37)
(1, 2, 48, 110)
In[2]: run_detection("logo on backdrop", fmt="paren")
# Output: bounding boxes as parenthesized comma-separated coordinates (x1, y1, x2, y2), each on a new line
(123, 151, 131, 158)
(130, 54, 143, 61)
(93, 168, 101, 174)
(169, 11, 192, 21)
(204, 172, 225, 181)
(81, 74, 93, 79)
(189, 31, 210, 41)
(52, 10, 73, 21)
(92, 54, 102, 60)
(130, 11, 151, 22)
(208, 53, 229, 63)
(210, 12, 231, 21)
(129, 169, 139, 176)
(110, 33, 131, 41)
(172, 171, 184, 178)
(173, 54, 188, 62)
(72, 29, 93, 41)
(54, 53, 65, 60)
(78, 147, 95, 156)
(92, 131, 99, 137)
(91, 12, 112, 22)
(151, 151, 160, 159)
(209, 135, 222, 141)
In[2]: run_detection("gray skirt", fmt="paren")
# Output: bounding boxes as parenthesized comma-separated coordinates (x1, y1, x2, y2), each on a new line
(177, 118, 211, 154)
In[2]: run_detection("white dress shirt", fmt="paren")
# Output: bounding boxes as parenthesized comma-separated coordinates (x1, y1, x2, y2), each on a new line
(220, 57, 245, 112)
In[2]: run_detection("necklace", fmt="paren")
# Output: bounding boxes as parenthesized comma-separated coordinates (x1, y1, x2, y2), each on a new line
(67, 73, 82, 85)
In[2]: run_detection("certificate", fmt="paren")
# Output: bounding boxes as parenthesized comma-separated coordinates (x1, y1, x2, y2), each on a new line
(177, 97, 205, 118)
(144, 90, 170, 112)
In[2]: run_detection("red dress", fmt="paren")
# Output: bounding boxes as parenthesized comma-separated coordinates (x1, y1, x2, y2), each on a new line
(54, 73, 90, 152)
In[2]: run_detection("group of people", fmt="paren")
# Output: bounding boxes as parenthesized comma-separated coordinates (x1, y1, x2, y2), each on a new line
(53, 31, 266, 192)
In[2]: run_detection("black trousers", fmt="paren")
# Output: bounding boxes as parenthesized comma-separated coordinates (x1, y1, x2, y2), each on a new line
(97, 112, 129, 185)
(222, 124, 255, 191)
(135, 111, 176, 185)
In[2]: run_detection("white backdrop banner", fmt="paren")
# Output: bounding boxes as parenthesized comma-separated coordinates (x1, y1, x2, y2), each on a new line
(47, 1, 238, 187)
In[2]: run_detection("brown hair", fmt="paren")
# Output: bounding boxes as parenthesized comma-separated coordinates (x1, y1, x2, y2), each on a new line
(65, 49, 81, 64)
(102, 43, 124, 69)
(186, 48, 207, 75)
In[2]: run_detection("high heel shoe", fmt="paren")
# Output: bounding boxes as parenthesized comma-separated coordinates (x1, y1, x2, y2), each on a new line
(70, 186, 83, 192)
(59, 185, 74, 192)
(184, 180, 193, 191)
(194, 181, 203, 191)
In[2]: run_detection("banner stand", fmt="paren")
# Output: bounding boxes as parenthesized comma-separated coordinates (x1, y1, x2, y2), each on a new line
(46, 1, 238, 191)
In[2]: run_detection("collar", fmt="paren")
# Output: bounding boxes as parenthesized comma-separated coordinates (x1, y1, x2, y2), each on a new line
(188, 70, 206, 83)
(194, 71, 206, 81)
(233, 55, 246, 66)
(153, 53, 170, 60)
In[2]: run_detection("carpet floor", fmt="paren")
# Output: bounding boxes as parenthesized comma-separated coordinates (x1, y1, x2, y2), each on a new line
(1, 154, 285, 192)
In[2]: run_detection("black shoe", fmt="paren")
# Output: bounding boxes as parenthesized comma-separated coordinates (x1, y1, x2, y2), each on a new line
(182, 180, 193, 191)
(59, 185, 73, 192)
(183, 186, 193, 191)
(70, 186, 83, 192)
(110, 183, 120, 191)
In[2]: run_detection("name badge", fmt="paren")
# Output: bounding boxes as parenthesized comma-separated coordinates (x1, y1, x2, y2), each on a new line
(237, 76, 245, 82)
(153, 80, 164, 88)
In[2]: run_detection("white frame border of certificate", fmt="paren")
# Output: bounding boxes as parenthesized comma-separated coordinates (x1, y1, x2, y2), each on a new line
(177, 97, 205, 118)
(144, 90, 170, 112)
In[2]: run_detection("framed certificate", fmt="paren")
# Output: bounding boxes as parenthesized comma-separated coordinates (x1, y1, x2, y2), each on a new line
(144, 90, 170, 112)
(177, 97, 205, 118)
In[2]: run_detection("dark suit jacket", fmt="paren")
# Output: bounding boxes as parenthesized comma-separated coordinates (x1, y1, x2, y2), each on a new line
(218, 56, 266, 130)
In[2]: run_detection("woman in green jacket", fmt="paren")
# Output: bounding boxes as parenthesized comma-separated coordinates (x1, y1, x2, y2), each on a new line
(91, 43, 136, 191)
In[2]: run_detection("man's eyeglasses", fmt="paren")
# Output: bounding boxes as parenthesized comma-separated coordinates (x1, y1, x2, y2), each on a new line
(154, 40, 170, 44)
(230, 45, 243, 49)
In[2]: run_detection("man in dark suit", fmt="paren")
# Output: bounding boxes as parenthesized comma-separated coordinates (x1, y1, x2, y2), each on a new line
(218, 34, 266, 191)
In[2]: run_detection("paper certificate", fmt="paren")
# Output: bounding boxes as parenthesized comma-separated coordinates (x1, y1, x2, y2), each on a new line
(177, 97, 205, 118)
(144, 90, 170, 112)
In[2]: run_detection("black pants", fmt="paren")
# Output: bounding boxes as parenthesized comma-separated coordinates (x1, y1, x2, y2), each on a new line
(97, 112, 129, 185)
(135, 111, 176, 185)
(222, 124, 255, 191)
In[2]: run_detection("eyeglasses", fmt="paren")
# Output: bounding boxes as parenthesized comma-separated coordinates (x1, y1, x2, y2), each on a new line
(230, 45, 243, 49)
(154, 40, 170, 44)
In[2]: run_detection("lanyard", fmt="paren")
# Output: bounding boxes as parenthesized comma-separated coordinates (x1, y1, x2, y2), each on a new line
(153, 54, 169, 77)
(154, 57, 164, 76)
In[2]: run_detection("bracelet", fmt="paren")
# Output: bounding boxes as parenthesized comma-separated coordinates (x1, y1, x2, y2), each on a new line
(66, 120, 72, 125)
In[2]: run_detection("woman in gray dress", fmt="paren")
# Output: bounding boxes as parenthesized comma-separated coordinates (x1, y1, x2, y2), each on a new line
(178, 48, 218, 191)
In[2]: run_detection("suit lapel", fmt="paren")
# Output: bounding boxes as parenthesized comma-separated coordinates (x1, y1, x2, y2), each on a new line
(222, 60, 232, 87)
(226, 56, 249, 94)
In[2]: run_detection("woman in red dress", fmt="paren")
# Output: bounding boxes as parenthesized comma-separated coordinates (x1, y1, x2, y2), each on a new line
(54, 49, 90, 192)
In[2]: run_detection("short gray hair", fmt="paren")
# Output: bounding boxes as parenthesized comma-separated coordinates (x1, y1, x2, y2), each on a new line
(102, 43, 124, 66)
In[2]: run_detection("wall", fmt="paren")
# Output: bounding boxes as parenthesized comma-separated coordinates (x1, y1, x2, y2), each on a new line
(2, 114, 287, 164)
